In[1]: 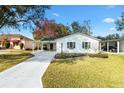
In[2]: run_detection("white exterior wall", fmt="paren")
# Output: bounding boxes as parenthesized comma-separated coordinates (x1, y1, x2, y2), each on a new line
(119, 40, 124, 52)
(55, 34, 100, 53)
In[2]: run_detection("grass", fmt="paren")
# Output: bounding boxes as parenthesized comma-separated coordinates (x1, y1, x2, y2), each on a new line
(0, 51, 33, 72)
(0, 49, 32, 54)
(42, 54, 124, 88)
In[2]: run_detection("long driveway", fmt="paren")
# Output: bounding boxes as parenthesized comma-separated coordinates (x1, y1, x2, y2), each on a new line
(0, 51, 56, 88)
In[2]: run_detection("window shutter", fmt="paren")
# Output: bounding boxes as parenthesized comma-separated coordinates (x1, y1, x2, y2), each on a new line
(67, 42, 69, 48)
(74, 42, 75, 48)
(88, 42, 91, 48)
(82, 42, 85, 48)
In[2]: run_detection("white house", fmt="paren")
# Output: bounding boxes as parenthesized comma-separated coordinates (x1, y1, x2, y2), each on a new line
(41, 33, 101, 53)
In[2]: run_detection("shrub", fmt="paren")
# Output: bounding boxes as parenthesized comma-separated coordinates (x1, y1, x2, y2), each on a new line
(20, 43, 24, 50)
(88, 53, 108, 58)
(55, 53, 86, 59)
(5, 42, 10, 48)
(55, 53, 108, 59)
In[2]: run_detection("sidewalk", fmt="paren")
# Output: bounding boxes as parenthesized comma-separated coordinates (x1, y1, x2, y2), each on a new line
(0, 51, 56, 88)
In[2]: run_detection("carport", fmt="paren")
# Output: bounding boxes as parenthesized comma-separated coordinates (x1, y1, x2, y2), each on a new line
(100, 39, 120, 53)
(42, 41, 56, 51)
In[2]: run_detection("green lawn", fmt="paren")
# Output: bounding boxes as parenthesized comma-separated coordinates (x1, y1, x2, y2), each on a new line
(0, 51, 33, 72)
(42, 54, 124, 88)
(0, 50, 32, 54)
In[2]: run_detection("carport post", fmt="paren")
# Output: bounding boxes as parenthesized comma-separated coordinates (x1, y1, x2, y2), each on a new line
(117, 41, 119, 53)
(99, 42, 101, 52)
(41, 42, 43, 51)
(107, 42, 109, 52)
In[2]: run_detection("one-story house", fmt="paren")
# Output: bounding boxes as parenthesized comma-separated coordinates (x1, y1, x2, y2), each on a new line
(41, 32, 124, 53)
(41, 32, 101, 53)
(0, 34, 34, 50)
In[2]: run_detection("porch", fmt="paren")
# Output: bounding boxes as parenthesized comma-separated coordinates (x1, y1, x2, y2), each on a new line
(100, 39, 120, 53)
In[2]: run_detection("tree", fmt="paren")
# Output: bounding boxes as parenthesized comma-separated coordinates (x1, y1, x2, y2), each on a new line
(33, 19, 58, 40)
(0, 6, 51, 51)
(96, 36, 106, 40)
(81, 20, 92, 35)
(71, 20, 92, 35)
(106, 33, 120, 40)
(71, 21, 81, 33)
(33, 28, 43, 40)
(66, 25, 71, 33)
(115, 12, 124, 31)
(0, 5, 50, 30)
(56, 24, 69, 37)
(96, 33, 120, 40)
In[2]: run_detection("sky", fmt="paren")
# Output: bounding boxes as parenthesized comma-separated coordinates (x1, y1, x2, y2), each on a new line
(1, 5, 124, 39)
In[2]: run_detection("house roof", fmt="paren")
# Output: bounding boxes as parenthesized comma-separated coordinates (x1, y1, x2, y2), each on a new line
(42, 32, 101, 41)
(0, 34, 33, 41)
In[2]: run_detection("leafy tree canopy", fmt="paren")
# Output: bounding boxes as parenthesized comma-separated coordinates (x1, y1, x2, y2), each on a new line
(71, 20, 92, 35)
(56, 23, 69, 37)
(71, 21, 81, 33)
(81, 20, 92, 35)
(115, 12, 124, 31)
(0, 5, 50, 30)
(33, 19, 58, 40)
(97, 33, 120, 40)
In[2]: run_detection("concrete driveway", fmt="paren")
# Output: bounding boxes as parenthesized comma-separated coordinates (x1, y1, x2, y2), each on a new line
(0, 51, 56, 88)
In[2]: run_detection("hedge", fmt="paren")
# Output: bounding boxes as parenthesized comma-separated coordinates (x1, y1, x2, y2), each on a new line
(88, 53, 108, 58)
(55, 53, 108, 59)
(55, 53, 87, 59)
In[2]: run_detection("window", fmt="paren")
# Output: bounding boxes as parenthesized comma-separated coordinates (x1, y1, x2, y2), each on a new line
(82, 42, 91, 49)
(67, 42, 75, 49)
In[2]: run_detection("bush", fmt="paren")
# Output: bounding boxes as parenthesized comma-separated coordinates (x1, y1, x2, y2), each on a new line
(55, 53, 109, 59)
(20, 43, 24, 50)
(55, 53, 86, 59)
(5, 42, 10, 48)
(88, 53, 108, 58)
